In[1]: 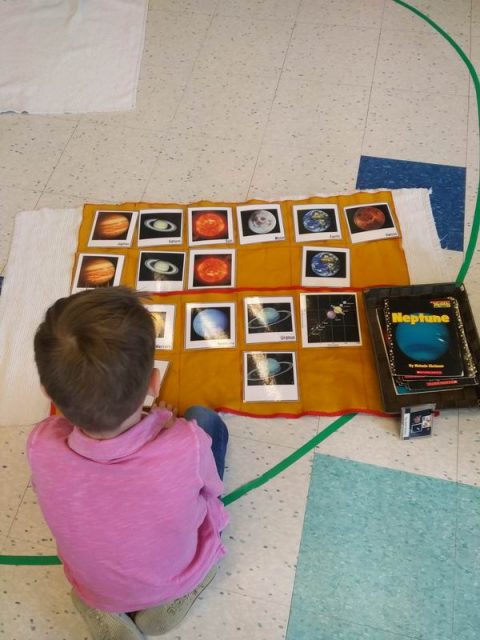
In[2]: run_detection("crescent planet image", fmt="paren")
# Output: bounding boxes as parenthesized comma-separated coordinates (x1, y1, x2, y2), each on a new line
(352, 206, 386, 231)
(194, 256, 231, 285)
(80, 257, 116, 286)
(192, 309, 229, 340)
(94, 213, 130, 239)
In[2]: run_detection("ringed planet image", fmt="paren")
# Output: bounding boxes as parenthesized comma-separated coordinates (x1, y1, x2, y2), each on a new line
(248, 306, 292, 330)
(310, 251, 341, 278)
(247, 357, 293, 384)
(326, 304, 346, 320)
(301, 209, 331, 233)
(247, 209, 277, 234)
(79, 257, 116, 286)
(352, 206, 386, 231)
(145, 258, 179, 277)
(194, 256, 231, 285)
(144, 218, 177, 233)
(193, 211, 228, 239)
(93, 212, 130, 239)
(192, 308, 229, 340)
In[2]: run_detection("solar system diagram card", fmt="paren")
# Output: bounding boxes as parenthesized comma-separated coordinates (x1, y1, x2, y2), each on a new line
(243, 351, 299, 402)
(301, 246, 350, 287)
(185, 302, 236, 349)
(72, 254, 125, 293)
(138, 209, 183, 246)
(236, 204, 285, 244)
(244, 296, 296, 344)
(343, 202, 399, 244)
(300, 293, 362, 347)
(88, 210, 138, 248)
(136, 251, 185, 292)
(146, 304, 175, 350)
(188, 249, 236, 289)
(188, 207, 234, 246)
(292, 205, 341, 242)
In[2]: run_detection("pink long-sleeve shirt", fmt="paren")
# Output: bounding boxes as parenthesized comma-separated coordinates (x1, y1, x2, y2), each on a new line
(26, 409, 229, 612)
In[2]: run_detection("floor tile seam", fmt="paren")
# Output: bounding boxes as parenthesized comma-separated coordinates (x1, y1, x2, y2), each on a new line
(4, 478, 30, 541)
(227, 431, 318, 455)
(39, 119, 84, 201)
(370, 80, 470, 99)
(209, 581, 294, 609)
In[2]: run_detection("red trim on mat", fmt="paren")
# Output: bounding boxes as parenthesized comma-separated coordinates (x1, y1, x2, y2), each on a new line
(147, 284, 397, 298)
(215, 407, 395, 418)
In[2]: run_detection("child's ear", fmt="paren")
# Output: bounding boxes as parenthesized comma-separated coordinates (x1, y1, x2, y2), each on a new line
(147, 367, 161, 398)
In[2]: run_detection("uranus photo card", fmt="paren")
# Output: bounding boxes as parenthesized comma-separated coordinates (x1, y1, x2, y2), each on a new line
(300, 292, 361, 347)
(301, 246, 350, 287)
(292, 205, 341, 242)
(136, 251, 185, 292)
(236, 204, 285, 244)
(188, 207, 234, 246)
(88, 210, 138, 248)
(146, 304, 175, 350)
(343, 202, 399, 243)
(185, 302, 236, 349)
(188, 249, 236, 289)
(243, 351, 299, 402)
(143, 359, 171, 409)
(244, 296, 296, 344)
(72, 254, 124, 293)
(138, 209, 183, 246)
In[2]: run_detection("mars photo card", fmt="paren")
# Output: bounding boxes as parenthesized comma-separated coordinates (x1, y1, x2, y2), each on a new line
(236, 204, 285, 244)
(138, 209, 184, 246)
(72, 253, 125, 293)
(185, 302, 236, 349)
(136, 251, 186, 292)
(301, 246, 350, 287)
(146, 304, 176, 350)
(292, 205, 341, 242)
(243, 351, 299, 402)
(188, 207, 234, 246)
(244, 296, 296, 344)
(188, 249, 236, 289)
(343, 202, 399, 244)
(88, 210, 138, 248)
(300, 292, 361, 347)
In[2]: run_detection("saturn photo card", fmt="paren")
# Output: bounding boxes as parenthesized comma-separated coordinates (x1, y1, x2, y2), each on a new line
(136, 251, 185, 292)
(72, 254, 124, 293)
(188, 249, 236, 289)
(301, 246, 350, 287)
(300, 292, 361, 347)
(236, 204, 285, 245)
(188, 207, 234, 246)
(146, 304, 175, 350)
(343, 202, 399, 243)
(243, 351, 298, 402)
(185, 302, 236, 349)
(293, 205, 341, 242)
(138, 209, 183, 246)
(244, 296, 296, 344)
(88, 210, 138, 248)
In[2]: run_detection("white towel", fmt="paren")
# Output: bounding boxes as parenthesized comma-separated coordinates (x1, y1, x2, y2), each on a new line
(0, 0, 148, 115)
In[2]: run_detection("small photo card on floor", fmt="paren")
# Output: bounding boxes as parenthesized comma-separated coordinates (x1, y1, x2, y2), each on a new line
(72, 254, 124, 292)
(188, 207, 234, 246)
(244, 296, 296, 344)
(301, 246, 350, 287)
(185, 302, 236, 349)
(293, 205, 341, 242)
(138, 209, 183, 246)
(343, 202, 399, 243)
(400, 404, 435, 439)
(300, 292, 361, 347)
(146, 304, 175, 350)
(144, 360, 171, 409)
(88, 210, 138, 247)
(236, 204, 285, 244)
(136, 251, 185, 292)
(243, 351, 299, 402)
(188, 249, 235, 289)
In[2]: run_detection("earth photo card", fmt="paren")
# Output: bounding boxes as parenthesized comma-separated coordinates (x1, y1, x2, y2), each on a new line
(143, 359, 171, 409)
(88, 210, 138, 248)
(243, 351, 299, 402)
(301, 246, 350, 287)
(185, 302, 236, 349)
(188, 249, 236, 289)
(136, 251, 185, 292)
(300, 292, 361, 347)
(292, 204, 341, 242)
(343, 202, 399, 244)
(236, 204, 285, 244)
(244, 296, 296, 344)
(72, 254, 124, 293)
(188, 207, 234, 246)
(146, 304, 175, 350)
(138, 209, 183, 246)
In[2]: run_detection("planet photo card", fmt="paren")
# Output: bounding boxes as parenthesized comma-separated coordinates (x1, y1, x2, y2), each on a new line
(138, 209, 184, 246)
(292, 204, 341, 242)
(72, 253, 125, 293)
(143, 359, 171, 409)
(243, 351, 299, 402)
(88, 210, 138, 248)
(236, 204, 285, 245)
(300, 292, 361, 347)
(146, 304, 176, 350)
(185, 302, 236, 350)
(136, 251, 186, 292)
(188, 207, 234, 246)
(301, 246, 350, 287)
(244, 296, 296, 344)
(188, 249, 236, 289)
(343, 202, 399, 244)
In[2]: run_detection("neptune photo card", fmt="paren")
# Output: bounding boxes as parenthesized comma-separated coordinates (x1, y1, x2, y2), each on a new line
(185, 302, 236, 349)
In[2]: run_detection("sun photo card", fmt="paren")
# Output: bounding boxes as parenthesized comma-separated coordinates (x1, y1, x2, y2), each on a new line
(185, 302, 236, 350)
(146, 304, 175, 350)
(143, 359, 171, 409)
(236, 204, 285, 244)
(292, 205, 341, 242)
(244, 296, 296, 344)
(243, 351, 299, 402)
(72, 254, 125, 293)
(301, 246, 350, 287)
(188, 207, 234, 246)
(343, 202, 399, 243)
(88, 210, 138, 248)
(136, 251, 185, 292)
(138, 209, 183, 246)
(188, 249, 236, 289)
(300, 292, 361, 347)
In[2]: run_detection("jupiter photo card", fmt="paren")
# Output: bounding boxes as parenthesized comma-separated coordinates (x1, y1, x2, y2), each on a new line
(236, 204, 285, 244)
(138, 209, 183, 246)
(343, 202, 399, 243)
(88, 210, 138, 248)
(243, 351, 299, 402)
(188, 249, 236, 289)
(72, 254, 124, 293)
(244, 296, 296, 344)
(300, 292, 361, 347)
(185, 302, 236, 349)
(301, 246, 350, 287)
(146, 304, 176, 350)
(188, 207, 234, 246)
(292, 205, 341, 242)
(136, 251, 185, 292)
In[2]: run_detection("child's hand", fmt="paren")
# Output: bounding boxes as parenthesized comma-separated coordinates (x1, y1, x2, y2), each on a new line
(152, 400, 178, 428)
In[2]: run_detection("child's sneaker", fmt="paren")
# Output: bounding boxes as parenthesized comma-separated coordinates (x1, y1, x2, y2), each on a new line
(71, 589, 144, 640)
(134, 566, 217, 635)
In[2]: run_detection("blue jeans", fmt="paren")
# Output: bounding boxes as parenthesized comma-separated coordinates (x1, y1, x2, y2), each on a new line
(183, 406, 229, 480)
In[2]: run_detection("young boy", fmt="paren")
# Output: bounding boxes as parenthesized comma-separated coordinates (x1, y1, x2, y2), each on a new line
(27, 286, 229, 640)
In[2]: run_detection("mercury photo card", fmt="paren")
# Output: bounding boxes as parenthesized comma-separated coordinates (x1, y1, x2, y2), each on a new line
(146, 304, 176, 350)
(188, 207, 234, 246)
(343, 202, 399, 244)
(143, 360, 171, 409)
(72, 254, 124, 293)
(138, 209, 183, 246)
(136, 251, 185, 292)
(244, 296, 296, 344)
(292, 205, 341, 242)
(301, 246, 350, 287)
(243, 351, 299, 402)
(236, 204, 285, 245)
(188, 249, 236, 289)
(185, 302, 236, 349)
(300, 292, 361, 347)
(88, 210, 138, 248)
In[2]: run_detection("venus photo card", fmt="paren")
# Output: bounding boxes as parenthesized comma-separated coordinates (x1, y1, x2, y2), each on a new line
(88, 210, 138, 248)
